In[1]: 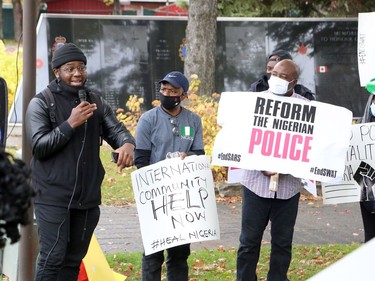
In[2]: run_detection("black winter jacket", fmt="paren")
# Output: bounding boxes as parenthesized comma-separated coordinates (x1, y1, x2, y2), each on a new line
(25, 79, 135, 209)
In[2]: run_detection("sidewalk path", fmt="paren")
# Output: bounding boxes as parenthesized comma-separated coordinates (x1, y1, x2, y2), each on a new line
(95, 198, 364, 253)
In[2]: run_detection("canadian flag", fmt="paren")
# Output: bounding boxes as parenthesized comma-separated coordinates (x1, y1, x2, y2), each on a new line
(317, 66, 328, 73)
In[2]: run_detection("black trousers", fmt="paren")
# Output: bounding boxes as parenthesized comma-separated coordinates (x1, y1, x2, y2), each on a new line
(360, 201, 375, 243)
(34, 204, 100, 281)
(141, 244, 190, 281)
(237, 188, 300, 281)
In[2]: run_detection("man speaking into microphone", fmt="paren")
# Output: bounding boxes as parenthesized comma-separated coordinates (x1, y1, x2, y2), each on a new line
(25, 43, 135, 281)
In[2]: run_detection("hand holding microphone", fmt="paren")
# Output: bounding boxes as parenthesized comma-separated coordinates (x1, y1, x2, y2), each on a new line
(79, 90, 88, 124)
(67, 90, 97, 128)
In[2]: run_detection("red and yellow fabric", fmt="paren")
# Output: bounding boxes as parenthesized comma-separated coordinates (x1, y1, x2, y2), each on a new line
(78, 235, 126, 281)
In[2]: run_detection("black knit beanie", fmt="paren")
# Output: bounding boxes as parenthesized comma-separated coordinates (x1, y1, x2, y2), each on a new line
(268, 49, 292, 61)
(51, 43, 87, 69)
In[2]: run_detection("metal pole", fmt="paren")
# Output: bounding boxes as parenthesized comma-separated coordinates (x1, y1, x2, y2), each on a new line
(19, 0, 37, 280)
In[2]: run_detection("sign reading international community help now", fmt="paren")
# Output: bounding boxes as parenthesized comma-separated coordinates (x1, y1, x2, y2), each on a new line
(212, 92, 353, 182)
(322, 123, 375, 205)
(131, 155, 220, 255)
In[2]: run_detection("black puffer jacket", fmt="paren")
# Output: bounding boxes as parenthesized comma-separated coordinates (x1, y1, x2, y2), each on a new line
(25, 79, 135, 209)
(249, 75, 316, 101)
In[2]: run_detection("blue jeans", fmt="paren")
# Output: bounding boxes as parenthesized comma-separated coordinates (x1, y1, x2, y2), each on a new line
(237, 188, 299, 281)
(141, 244, 190, 281)
(34, 204, 100, 281)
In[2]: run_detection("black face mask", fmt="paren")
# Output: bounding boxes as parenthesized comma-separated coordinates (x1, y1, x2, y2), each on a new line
(159, 93, 182, 110)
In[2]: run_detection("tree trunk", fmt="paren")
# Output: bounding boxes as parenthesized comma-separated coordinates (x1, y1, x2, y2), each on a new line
(12, 0, 22, 41)
(184, 0, 217, 96)
(113, 0, 121, 15)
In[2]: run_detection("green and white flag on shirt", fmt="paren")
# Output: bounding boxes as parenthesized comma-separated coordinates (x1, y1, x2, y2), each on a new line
(180, 126, 194, 137)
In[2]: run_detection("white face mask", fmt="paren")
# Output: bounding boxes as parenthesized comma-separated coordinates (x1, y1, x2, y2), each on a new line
(370, 103, 375, 117)
(268, 75, 292, 95)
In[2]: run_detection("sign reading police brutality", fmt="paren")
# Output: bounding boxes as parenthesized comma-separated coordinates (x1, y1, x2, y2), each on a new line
(322, 123, 375, 205)
(131, 155, 220, 255)
(212, 92, 353, 182)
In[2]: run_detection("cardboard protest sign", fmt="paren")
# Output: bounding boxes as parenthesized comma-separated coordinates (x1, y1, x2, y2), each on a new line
(358, 12, 375, 87)
(301, 179, 317, 197)
(131, 155, 220, 255)
(322, 123, 375, 205)
(227, 167, 244, 184)
(212, 92, 352, 182)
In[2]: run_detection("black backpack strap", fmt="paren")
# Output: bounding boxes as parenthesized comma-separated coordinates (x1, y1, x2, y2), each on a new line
(41, 88, 57, 126)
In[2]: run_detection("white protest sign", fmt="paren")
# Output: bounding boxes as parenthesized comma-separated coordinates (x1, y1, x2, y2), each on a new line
(301, 179, 317, 197)
(358, 12, 375, 87)
(227, 167, 244, 184)
(131, 155, 220, 255)
(322, 123, 375, 204)
(212, 92, 353, 182)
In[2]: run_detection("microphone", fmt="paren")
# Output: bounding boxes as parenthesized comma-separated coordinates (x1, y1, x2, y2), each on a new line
(78, 90, 87, 103)
(79, 90, 88, 124)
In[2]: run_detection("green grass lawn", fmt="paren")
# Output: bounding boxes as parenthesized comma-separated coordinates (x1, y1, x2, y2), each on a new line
(1, 145, 362, 280)
(98, 145, 361, 280)
(3, 146, 360, 280)
(105, 244, 360, 280)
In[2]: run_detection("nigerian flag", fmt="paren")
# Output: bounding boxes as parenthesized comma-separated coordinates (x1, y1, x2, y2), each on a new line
(180, 126, 194, 137)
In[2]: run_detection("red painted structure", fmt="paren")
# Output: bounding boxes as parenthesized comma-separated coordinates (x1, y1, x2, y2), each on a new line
(154, 3, 188, 16)
(44, 0, 188, 16)
(45, 0, 113, 14)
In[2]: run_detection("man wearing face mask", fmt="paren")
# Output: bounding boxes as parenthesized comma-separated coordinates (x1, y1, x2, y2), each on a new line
(249, 49, 315, 101)
(237, 59, 309, 281)
(134, 71, 205, 281)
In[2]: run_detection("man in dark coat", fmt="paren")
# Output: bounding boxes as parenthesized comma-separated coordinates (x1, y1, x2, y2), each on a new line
(249, 49, 315, 101)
